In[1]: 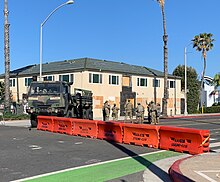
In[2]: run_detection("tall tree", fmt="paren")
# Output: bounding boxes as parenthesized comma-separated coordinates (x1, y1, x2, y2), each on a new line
(212, 73, 220, 87)
(192, 33, 214, 92)
(156, 0, 168, 116)
(4, 0, 11, 113)
(212, 73, 220, 103)
(173, 65, 200, 114)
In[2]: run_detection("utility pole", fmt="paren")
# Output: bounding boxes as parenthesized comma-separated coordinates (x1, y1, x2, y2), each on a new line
(4, 0, 11, 113)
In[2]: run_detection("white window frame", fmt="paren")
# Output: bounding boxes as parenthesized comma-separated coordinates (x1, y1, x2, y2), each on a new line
(137, 78, 147, 87)
(153, 79, 160, 87)
(109, 75, 119, 85)
(10, 78, 16, 87)
(43, 75, 54, 81)
(25, 77, 33, 87)
(89, 73, 102, 84)
(168, 80, 176, 89)
(59, 74, 74, 83)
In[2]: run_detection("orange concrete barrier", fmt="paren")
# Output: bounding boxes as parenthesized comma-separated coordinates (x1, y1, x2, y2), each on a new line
(159, 126, 210, 155)
(122, 123, 160, 148)
(37, 116, 54, 132)
(97, 121, 123, 143)
(72, 119, 98, 138)
(53, 117, 73, 135)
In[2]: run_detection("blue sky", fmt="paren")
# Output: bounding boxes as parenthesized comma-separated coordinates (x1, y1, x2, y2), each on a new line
(0, 0, 219, 78)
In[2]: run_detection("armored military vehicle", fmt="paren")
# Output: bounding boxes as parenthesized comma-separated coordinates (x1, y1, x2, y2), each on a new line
(26, 81, 93, 127)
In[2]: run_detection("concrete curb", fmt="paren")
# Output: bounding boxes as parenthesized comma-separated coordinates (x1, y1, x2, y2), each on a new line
(168, 155, 195, 182)
(161, 113, 220, 119)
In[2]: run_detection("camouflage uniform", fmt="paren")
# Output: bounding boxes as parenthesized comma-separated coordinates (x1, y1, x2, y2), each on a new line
(136, 103, 145, 124)
(150, 101, 157, 124)
(156, 103, 161, 124)
(124, 100, 133, 121)
(111, 104, 119, 121)
(102, 101, 110, 121)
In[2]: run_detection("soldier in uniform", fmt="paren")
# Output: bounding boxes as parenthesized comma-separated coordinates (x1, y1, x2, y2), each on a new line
(136, 103, 145, 124)
(111, 103, 119, 121)
(150, 101, 157, 124)
(124, 99, 133, 122)
(156, 103, 161, 124)
(102, 101, 110, 121)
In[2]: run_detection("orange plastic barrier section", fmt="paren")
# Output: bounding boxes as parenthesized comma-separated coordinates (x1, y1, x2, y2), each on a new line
(122, 123, 160, 148)
(37, 116, 54, 132)
(53, 117, 73, 135)
(97, 121, 123, 143)
(159, 126, 210, 155)
(72, 119, 98, 138)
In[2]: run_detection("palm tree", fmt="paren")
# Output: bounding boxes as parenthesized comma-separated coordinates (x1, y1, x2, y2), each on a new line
(212, 73, 220, 103)
(213, 73, 220, 86)
(192, 33, 214, 92)
(4, 0, 11, 113)
(156, 0, 168, 116)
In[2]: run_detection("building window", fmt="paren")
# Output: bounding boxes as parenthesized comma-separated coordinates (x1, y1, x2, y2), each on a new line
(137, 78, 147, 87)
(89, 73, 102, 84)
(168, 80, 176, 88)
(59, 74, 74, 83)
(10, 79, 16, 87)
(25, 77, 33, 86)
(43, 75, 54, 81)
(109, 75, 119, 85)
(153, 79, 160, 87)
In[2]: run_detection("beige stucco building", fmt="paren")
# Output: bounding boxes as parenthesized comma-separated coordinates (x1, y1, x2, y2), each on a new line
(0, 58, 185, 119)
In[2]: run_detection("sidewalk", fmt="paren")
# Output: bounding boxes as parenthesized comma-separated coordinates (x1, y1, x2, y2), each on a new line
(0, 119, 31, 127)
(169, 153, 220, 182)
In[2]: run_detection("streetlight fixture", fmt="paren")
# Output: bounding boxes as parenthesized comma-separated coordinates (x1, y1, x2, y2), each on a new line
(184, 47, 188, 116)
(184, 44, 192, 116)
(39, 0, 74, 81)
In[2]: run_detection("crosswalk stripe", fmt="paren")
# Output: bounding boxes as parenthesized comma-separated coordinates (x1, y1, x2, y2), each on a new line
(210, 142, 220, 148)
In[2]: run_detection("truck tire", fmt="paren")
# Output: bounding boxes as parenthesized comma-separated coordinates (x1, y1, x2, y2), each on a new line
(30, 114, 38, 128)
(31, 119, 37, 128)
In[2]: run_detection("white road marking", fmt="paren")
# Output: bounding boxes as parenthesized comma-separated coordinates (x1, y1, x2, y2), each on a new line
(11, 150, 165, 182)
(75, 142, 83, 145)
(58, 141, 64, 143)
(195, 170, 220, 182)
(210, 142, 220, 148)
(29, 145, 42, 150)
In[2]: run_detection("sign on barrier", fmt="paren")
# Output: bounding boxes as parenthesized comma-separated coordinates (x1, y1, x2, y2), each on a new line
(37, 116, 54, 132)
(159, 126, 210, 154)
(72, 119, 98, 138)
(53, 117, 73, 135)
(97, 121, 123, 143)
(122, 123, 160, 148)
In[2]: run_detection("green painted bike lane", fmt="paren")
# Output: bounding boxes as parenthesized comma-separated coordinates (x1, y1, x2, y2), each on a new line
(22, 151, 181, 182)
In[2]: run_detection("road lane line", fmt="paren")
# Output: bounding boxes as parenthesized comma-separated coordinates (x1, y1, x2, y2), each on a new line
(11, 150, 167, 182)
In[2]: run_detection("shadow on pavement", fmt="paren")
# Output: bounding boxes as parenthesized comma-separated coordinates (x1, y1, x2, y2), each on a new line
(107, 141, 170, 182)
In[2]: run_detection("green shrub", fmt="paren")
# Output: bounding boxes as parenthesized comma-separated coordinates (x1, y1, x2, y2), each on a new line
(200, 106, 220, 113)
(3, 113, 30, 120)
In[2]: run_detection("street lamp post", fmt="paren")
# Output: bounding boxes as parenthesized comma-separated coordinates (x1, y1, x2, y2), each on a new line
(184, 47, 188, 116)
(39, 0, 74, 81)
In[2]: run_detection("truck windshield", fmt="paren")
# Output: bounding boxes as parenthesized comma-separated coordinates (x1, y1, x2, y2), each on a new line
(28, 83, 63, 96)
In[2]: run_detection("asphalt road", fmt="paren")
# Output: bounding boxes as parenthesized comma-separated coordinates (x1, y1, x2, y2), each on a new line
(1, 115, 220, 182)
(0, 126, 157, 182)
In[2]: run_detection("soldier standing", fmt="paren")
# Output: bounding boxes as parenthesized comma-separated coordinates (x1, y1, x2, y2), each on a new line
(124, 100, 133, 122)
(111, 103, 119, 121)
(102, 101, 110, 121)
(150, 101, 157, 124)
(136, 103, 145, 124)
(156, 103, 161, 124)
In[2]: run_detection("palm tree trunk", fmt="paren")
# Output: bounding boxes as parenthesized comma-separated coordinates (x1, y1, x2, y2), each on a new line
(199, 52, 206, 108)
(4, 0, 11, 113)
(161, 6, 168, 116)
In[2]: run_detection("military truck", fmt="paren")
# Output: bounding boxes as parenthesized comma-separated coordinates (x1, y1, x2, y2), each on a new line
(26, 81, 93, 127)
